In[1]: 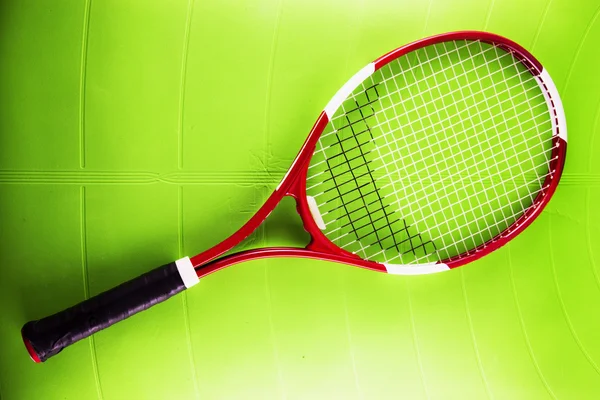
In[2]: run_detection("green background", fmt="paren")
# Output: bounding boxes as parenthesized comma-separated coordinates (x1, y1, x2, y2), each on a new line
(1, 0, 599, 399)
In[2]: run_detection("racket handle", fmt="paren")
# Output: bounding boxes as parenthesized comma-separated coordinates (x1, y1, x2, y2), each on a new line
(21, 257, 199, 363)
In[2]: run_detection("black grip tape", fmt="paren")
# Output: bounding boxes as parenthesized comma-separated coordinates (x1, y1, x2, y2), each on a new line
(22, 261, 187, 362)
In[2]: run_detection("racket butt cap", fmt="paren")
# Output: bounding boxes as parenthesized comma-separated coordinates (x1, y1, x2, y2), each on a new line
(21, 327, 41, 363)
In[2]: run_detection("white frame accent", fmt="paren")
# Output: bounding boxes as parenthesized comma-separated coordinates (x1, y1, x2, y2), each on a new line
(324, 63, 376, 118)
(306, 195, 327, 230)
(175, 256, 200, 288)
(384, 262, 450, 275)
(537, 68, 567, 142)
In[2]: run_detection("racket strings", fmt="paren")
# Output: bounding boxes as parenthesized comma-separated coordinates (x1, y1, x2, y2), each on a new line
(373, 121, 552, 204)
(307, 39, 554, 264)
(316, 100, 435, 259)
(325, 40, 498, 128)
(309, 56, 541, 172)
(399, 156, 558, 260)
(339, 103, 549, 231)
(323, 115, 555, 242)
(307, 95, 546, 193)
(319, 87, 427, 255)
(317, 96, 547, 195)
(415, 167, 557, 258)
(327, 64, 548, 203)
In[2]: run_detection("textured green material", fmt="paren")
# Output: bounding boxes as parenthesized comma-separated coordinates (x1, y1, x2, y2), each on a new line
(307, 40, 553, 264)
(0, 0, 599, 399)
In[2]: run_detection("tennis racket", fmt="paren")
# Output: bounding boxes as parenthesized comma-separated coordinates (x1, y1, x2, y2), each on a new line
(22, 31, 567, 362)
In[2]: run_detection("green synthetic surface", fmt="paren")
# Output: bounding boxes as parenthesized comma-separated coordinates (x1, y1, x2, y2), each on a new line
(0, 0, 599, 399)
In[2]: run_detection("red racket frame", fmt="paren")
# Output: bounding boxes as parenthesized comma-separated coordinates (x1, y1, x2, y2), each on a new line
(191, 31, 567, 277)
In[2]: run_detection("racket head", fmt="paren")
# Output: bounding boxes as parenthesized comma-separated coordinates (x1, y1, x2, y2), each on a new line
(285, 31, 566, 273)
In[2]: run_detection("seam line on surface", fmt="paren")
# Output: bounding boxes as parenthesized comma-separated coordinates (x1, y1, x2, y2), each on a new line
(421, 0, 433, 36)
(264, 266, 287, 400)
(507, 246, 557, 399)
(406, 281, 430, 400)
(0, 171, 598, 185)
(262, 0, 284, 173)
(549, 212, 600, 376)
(587, 99, 600, 174)
(585, 189, 600, 292)
(342, 278, 363, 400)
(483, 0, 496, 30)
(178, 185, 201, 399)
(530, 0, 553, 51)
(560, 3, 600, 95)
(460, 269, 493, 399)
(80, 186, 103, 400)
(181, 294, 200, 400)
(79, 0, 92, 168)
(177, 0, 195, 170)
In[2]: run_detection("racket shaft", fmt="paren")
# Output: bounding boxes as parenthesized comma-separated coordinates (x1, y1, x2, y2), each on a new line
(21, 261, 190, 362)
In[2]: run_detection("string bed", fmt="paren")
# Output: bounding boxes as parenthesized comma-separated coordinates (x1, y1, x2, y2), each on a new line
(306, 40, 555, 265)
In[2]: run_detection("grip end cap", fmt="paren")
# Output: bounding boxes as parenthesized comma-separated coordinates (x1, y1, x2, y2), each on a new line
(22, 325, 42, 363)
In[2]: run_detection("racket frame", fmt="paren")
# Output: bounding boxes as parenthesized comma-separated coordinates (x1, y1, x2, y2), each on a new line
(191, 30, 567, 277)
(21, 30, 568, 363)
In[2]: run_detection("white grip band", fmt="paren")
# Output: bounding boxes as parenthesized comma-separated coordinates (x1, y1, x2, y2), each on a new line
(175, 256, 199, 288)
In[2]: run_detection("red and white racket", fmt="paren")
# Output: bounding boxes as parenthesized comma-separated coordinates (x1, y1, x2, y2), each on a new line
(22, 31, 567, 362)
